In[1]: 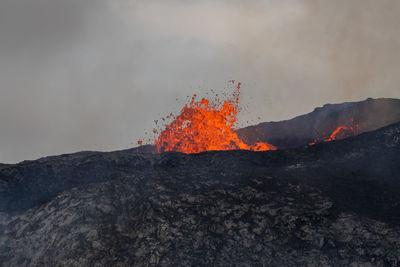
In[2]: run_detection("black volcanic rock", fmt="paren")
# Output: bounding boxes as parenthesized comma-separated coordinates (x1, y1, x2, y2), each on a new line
(0, 122, 400, 266)
(237, 97, 400, 148)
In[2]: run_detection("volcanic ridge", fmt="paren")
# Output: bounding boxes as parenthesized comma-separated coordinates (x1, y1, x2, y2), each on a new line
(0, 98, 400, 266)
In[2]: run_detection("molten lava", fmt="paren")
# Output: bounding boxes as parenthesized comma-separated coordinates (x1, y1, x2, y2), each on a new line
(309, 119, 362, 145)
(155, 81, 276, 153)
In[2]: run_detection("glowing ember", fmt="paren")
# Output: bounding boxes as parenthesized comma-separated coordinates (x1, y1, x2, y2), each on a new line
(155, 81, 276, 153)
(309, 119, 363, 145)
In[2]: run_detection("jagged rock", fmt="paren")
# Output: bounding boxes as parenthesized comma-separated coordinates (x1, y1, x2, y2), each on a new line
(0, 122, 400, 266)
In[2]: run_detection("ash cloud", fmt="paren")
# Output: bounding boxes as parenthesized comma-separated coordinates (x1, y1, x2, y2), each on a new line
(0, 0, 399, 163)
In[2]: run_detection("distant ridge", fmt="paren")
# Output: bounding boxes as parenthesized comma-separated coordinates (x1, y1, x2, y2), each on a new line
(237, 97, 400, 148)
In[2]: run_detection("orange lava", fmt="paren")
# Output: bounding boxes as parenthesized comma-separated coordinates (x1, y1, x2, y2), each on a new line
(155, 81, 276, 153)
(309, 120, 362, 145)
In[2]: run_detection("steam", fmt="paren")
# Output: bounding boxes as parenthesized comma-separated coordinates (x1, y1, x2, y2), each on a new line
(0, 0, 400, 163)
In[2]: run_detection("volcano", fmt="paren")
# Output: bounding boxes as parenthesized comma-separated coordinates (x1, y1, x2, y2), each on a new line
(238, 97, 400, 148)
(137, 97, 400, 153)
(0, 101, 400, 265)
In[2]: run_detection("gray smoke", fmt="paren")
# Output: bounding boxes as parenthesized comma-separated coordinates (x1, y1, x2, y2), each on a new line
(0, 0, 400, 163)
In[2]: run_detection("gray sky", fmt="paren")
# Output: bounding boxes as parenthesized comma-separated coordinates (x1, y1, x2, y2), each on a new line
(1, 0, 400, 163)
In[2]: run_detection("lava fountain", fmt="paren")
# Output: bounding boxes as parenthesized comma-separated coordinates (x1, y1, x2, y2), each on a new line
(154, 81, 276, 153)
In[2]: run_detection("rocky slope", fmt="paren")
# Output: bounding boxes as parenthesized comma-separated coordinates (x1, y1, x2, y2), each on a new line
(0, 122, 400, 266)
(237, 97, 400, 148)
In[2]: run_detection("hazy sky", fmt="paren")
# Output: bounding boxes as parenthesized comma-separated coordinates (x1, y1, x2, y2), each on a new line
(1, 0, 400, 163)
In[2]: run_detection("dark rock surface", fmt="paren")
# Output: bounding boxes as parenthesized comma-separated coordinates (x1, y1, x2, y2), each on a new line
(237, 97, 400, 148)
(1, 122, 400, 266)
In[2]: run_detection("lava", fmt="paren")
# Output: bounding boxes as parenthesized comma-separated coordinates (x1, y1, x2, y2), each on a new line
(154, 81, 276, 153)
(309, 119, 362, 145)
